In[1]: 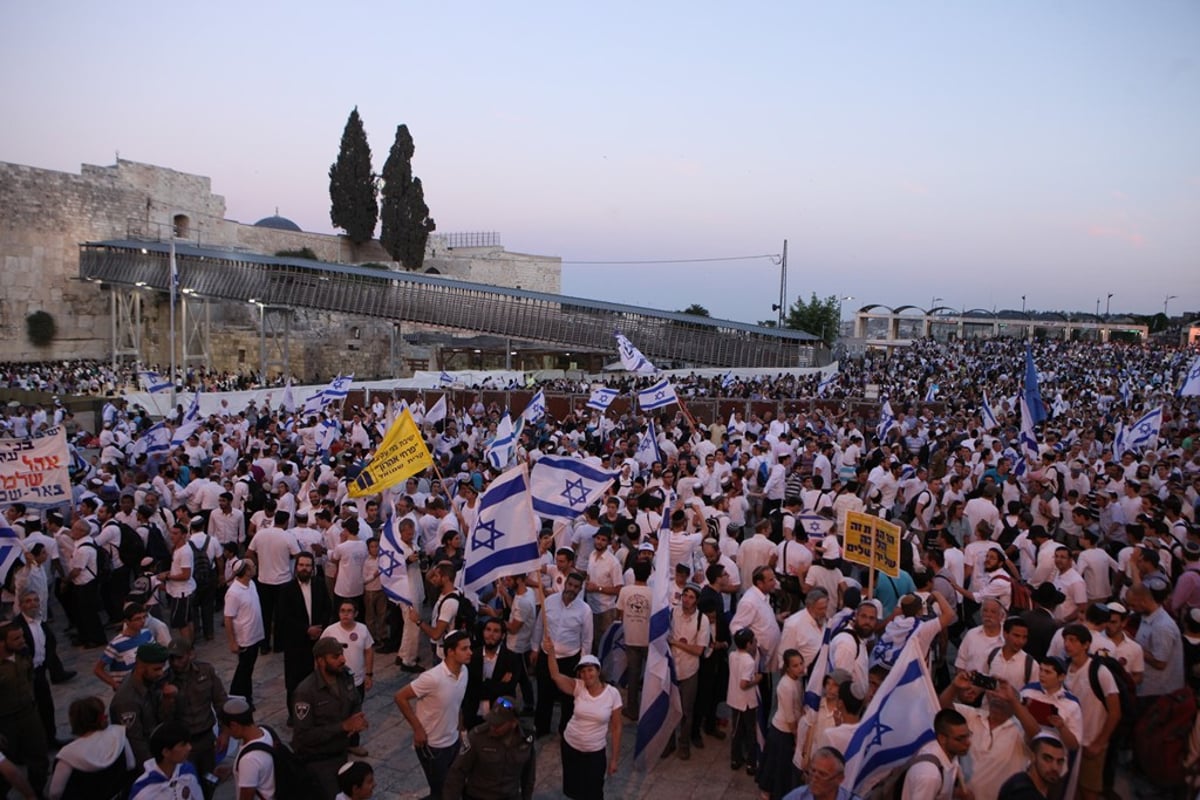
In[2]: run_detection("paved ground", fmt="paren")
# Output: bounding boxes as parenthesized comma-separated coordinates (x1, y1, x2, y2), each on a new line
(41, 610, 765, 799)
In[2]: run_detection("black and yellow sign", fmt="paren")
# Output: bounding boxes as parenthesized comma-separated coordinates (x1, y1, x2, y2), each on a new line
(842, 510, 901, 578)
(349, 408, 433, 498)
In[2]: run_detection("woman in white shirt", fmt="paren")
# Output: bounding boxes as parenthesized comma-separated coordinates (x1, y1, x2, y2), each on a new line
(545, 631, 622, 799)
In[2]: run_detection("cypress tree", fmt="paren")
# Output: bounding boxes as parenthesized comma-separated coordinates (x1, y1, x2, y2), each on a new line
(380, 124, 436, 269)
(328, 107, 378, 244)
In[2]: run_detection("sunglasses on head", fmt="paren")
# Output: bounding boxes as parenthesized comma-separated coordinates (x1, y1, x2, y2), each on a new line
(494, 697, 515, 711)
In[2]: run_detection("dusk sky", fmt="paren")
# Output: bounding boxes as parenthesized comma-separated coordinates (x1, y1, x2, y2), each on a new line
(4, 2, 1198, 324)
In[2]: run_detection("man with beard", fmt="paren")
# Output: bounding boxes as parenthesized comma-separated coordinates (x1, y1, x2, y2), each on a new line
(830, 600, 879, 699)
(462, 618, 522, 728)
(276, 552, 333, 715)
(998, 734, 1069, 800)
(531, 572, 593, 737)
(291, 637, 368, 798)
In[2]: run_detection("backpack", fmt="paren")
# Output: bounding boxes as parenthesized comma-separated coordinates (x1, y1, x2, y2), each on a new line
(82, 540, 113, 579)
(234, 726, 322, 800)
(901, 490, 929, 526)
(145, 523, 173, 572)
(240, 476, 268, 514)
(437, 591, 478, 637)
(864, 752, 943, 800)
(189, 535, 214, 589)
(113, 521, 146, 570)
(986, 646, 1035, 687)
(990, 572, 1033, 612)
(1088, 653, 1138, 730)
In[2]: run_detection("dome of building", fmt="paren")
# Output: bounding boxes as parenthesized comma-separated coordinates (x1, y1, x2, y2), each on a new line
(253, 210, 302, 232)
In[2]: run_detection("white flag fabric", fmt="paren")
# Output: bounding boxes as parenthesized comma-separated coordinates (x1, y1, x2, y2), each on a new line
(377, 515, 415, 606)
(923, 383, 938, 403)
(183, 391, 201, 423)
(841, 637, 941, 796)
(139, 371, 171, 394)
(325, 374, 353, 400)
(301, 391, 326, 417)
(316, 419, 341, 455)
(817, 373, 837, 397)
(1019, 395, 1041, 464)
(462, 464, 542, 596)
(132, 421, 172, 458)
(280, 379, 296, 413)
(439, 370, 454, 385)
(803, 608, 855, 711)
(425, 395, 448, 425)
(530, 455, 620, 521)
(634, 529, 683, 766)
(0, 524, 25, 588)
(1123, 406, 1162, 453)
(634, 420, 663, 468)
(1181, 355, 1200, 397)
(797, 514, 834, 540)
(637, 378, 678, 411)
(615, 331, 658, 374)
(980, 392, 1000, 431)
(485, 414, 518, 471)
(876, 399, 896, 440)
(521, 389, 546, 424)
(586, 387, 619, 411)
(170, 419, 203, 448)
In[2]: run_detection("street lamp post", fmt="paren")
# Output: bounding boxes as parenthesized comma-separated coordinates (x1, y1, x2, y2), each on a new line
(1021, 295, 1026, 314)
(1165, 294, 1178, 317)
(1106, 293, 1113, 318)
(931, 296, 943, 310)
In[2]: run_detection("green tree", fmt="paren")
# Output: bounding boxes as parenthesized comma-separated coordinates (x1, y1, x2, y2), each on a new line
(328, 107, 378, 244)
(675, 303, 710, 317)
(380, 124, 437, 269)
(785, 292, 840, 345)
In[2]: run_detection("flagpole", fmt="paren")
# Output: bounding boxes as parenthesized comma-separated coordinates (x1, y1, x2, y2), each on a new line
(169, 238, 177, 409)
(867, 528, 877, 599)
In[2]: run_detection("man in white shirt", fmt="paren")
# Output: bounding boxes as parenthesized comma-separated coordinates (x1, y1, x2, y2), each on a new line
(223, 558, 265, 705)
(736, 520, 776, 592)
(207, 492, 246, 549)
(902, 708, 970, 800)
(583, 529, 623, 645)
(777, 587, 828, 670)
(730, 565, 782, 668)
(157, 524, 196, 643)
(247, 510, 300, 654)
(1052, 547, 1088, 623)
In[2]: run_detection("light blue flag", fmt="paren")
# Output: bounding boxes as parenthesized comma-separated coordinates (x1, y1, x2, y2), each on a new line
(462, 463, 541, 595)
(529, 455, 620, 521)
(485, 414, 518, 471)
(139, 371, 171, 394)
(980, 392, 1000, 431)
(1024, 344, 1047, 425)
(1180, 355, 1200, 397)
(377, 515, 415, 606)
(0, 525, 25, 588)
(638, 378, 678, 411)
(586, 387, 619, 411)
(635, 526, 683, 767)
(521, 389, 546, 424)
(615, 331, 658, 374)
(923, 383, 938, 403)
(1123, 406, 1162, 452)
(842, 637, 941, 796)
(634, 419, 663, 469)
(803, 607, 856, 711)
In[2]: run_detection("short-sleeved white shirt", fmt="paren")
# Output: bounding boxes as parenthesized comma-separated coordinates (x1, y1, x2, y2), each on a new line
(331, 539, 368, 597)
(954, 625, 1005, 675)
(165, 545, 196, 598)
(223, 580, 265, 648)
(726, 649, 760, 712)
(563, 681, 622, 753)
(248, 528, 300, 586)
(235, 728, 277, 799)
(1065, 658, 1119, 746)
(410, 661, 469, 749)
(322, 621, 374, 685)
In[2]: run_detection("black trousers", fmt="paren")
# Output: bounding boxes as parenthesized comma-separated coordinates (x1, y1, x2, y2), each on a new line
(32, 665, 57, 743)
(283, 645, 315, 714)
(535, 652, 581, 736)
(256, 581, 282, 649)
(194, 582, 216, 640)
(231, 642, 260, 705)
(105, 565, 131, 623)
(74, 580, 107, 647)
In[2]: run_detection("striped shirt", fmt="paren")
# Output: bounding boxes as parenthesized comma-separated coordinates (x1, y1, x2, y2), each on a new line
(102, 629, 154, 676)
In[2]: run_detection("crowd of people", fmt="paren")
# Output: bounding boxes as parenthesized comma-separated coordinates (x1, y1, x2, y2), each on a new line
(1, 335, 1199, 800)
(0, 360, 277, 397)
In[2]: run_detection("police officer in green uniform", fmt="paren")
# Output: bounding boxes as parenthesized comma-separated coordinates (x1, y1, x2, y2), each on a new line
(291, 636, 367, 799)
(167, 637, 228, 797)
(443, 696, 536, 800)
(110, 642, 177, 765)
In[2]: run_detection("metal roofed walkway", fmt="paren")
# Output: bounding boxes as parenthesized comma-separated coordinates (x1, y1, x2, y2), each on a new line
(79, 240, 819, 368)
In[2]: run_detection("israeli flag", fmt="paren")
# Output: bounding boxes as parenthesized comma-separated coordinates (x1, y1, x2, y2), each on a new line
(530, 455, 620, 521)
(139, 371, 171, 394)
(638, 378, 678, 411)
(183, 391, 201, 423)
(281, 379, 296, 413)
(485, 414, 518, 471)
(876, 399, 896, 441)
(0, 524, 25, 588)
(1123, 406, 1162, 453)
(615, 331, 658, 374)
(170, 419, 202, 448)
(1119, 380, 1132, 406)
(923, 383, 938, 403)
(139, 421, 172, 456)
(1019, 395, 1041, 464)
(521, 389, 546, 424)
(462, 464, 542, 596)
(377, 516, 415, 606)
(817, 373, 838, 397)
(980, 392, 1000, 431)
(634, 420, 663, 469)
(798, 514, 834, 540)
(1113, 419, 1128, 457)
(842, 638, 941, 795)
(1024, 344, 1047, 425)
(1051, 392, 1070, 418)
(301, 391, 327, 417)
(803, 608, 856, 711)
(439, 370, 455, 386)
(586, 387, 619, 411)
(317, 419, 341, 455)
(598, 620, 628, 686)
(1180, 355, 1200, 397)
(325, 374, 354, 400)
(635, 529, 683, 767)
(721, 371, 736, 390)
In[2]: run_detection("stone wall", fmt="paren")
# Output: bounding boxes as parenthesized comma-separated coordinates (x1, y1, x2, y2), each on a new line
(0, 158, 563, 373)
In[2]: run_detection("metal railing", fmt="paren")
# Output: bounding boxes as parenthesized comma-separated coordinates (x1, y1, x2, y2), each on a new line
(431, 231, 502, 249)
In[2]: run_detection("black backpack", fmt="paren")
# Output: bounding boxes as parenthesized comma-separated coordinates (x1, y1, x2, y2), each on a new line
(189, 534, 215, 589)
(901, 490, 929, 525)
(82, 540, 113, 579)
(986, 646, 1035, 687)
(438, 591, 478, 637)
(234, 726, 322, 800)
(112, 521, 146, 570)
(145, 523, 173, 572)
(1088, 653, 1138, 731)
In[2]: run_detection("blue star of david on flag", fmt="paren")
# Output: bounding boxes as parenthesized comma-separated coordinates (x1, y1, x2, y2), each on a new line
(1183, 356, 1200, 397)
(529, 455, 621, 521)
(560, 477, 590, 508)
(463, 464, 543, 596)
(472, 519, 505, 551)
(638, 378, 677, 410)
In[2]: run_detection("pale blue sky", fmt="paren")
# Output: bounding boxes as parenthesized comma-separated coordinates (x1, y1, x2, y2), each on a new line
(3, 2, 1198, 322)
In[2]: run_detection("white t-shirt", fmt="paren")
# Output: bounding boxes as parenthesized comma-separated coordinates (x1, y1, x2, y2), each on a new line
(954, 625, 1005, 675)
(235, 729, 277, 800)
(322, 621, 374, 685)
(331, 539, 369, 597)
(165, 545, 196, 598)
(224, 580, 265, 648)
(410, 662, 469, 749)
(563, 681, 623, 753)
(1065, 658, 1119, 746)
(506, 590, 537, 654)
(727, 649, 761, 712)
(248, 528, 300, 586)
(669, 606, 711, 681)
